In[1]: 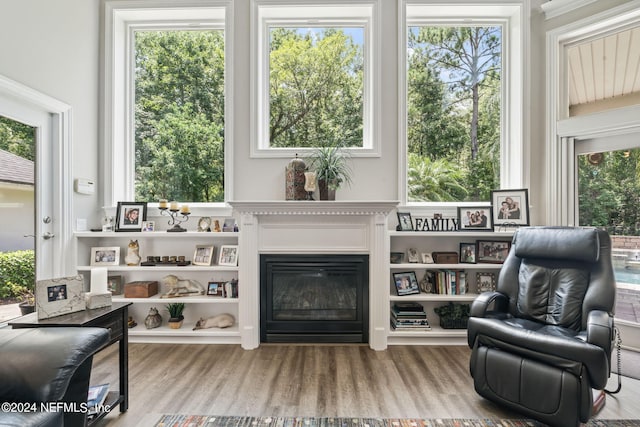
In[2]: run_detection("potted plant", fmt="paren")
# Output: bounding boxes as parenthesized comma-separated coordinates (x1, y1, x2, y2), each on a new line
(307, 146, 352, 200)
(434, 302, 470, 329)
(18, 289, 35, 315)
(166, 302, 185, 329)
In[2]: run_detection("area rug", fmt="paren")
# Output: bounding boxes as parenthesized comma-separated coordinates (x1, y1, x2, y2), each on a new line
(152, 416, 640, 427)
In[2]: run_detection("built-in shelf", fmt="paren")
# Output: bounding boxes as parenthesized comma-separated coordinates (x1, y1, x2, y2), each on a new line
(77, 265, 238, 272)
(389, 294, 478, 302)
(74, 231, 240, 238)
(390, 263, 502, 270)
(112, 296, 238, 304)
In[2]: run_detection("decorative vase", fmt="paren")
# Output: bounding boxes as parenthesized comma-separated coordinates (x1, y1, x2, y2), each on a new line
(19, 302, 35, 316)
(144, 307, 162, 329)
(318, 179, 336, 201)
(285, 155, 307, 200)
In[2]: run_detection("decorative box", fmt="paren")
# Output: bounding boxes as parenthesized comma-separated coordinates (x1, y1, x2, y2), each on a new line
(432, 251, 459, 264)
(124, 280, 159, 298)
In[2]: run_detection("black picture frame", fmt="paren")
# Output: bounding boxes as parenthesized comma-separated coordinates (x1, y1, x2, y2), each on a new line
(107, 275, 123, 295)
(459, 242, 477, 264)
(396, 212, 414, 231)
(115, 202, 147, 232)
(207, 281, 225, 297)
(476, 240, 512, 264)
(491, 188, 529, 227)
(457, 205, 493, 231)
(392, 271, 420, 296)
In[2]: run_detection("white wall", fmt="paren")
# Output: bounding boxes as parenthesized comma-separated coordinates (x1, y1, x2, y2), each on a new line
(0, 0, 635, 226)
(0, 186, 34, 251)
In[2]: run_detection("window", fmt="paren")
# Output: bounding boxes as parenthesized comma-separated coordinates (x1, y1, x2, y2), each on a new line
(103, 1, 232, 206)
(401, 2, 524, 204)
(251, 0, 380, 157)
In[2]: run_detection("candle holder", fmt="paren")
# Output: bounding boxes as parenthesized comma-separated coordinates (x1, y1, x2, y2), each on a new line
(159, 207, 190, 232)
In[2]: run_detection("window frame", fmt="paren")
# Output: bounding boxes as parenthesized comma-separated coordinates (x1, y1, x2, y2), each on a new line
(250, 0, 381, 158)
(398, 1, 526, 206)
(102, 0, 233, 209)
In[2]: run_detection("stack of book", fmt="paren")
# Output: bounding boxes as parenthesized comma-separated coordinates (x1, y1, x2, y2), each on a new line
(87, 383, 110, 415)
(391, 302, 431, 331)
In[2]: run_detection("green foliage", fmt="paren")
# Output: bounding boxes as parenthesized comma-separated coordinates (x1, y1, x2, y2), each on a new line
(0, 250, 35, 298)
(307, 146, 353, 190)
(166, 302, 185, 319)
(0, 116, 35, 161)
(407, 154, 468, 202)
(269, 28, 363, 148)
(434, 302, 470, 320)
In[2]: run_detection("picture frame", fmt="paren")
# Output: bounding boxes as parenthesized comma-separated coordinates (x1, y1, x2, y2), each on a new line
(459, 242, 477, 264)
(396, 212, 414, 231)
(197, 217, 212, 232)
(193, 245, 215, 266)
(476, 240, 512, 264)
(390, 252, 405, 264)
(457, 205, 493, 231)
(476, 272, 496, 293)
(491, 188, 530, 227)
(107, 275, 123, 295)
(141, 221, 155, 232)
(222, 218, 236, 232)
(90, 246, 120, 266)
(35, 275, 86, 319)
(421, 253, 434, 264)
(218, 245, 239, 266)
(206, 281, 225, 297)
(392, 271, 421, 296)
(115, 202, 147, 232)
(407, 248, 420, 263)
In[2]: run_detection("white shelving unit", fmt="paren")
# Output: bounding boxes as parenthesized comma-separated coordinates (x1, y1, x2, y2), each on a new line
(387, 230, 513, 346)
(75, 231, 241, 344)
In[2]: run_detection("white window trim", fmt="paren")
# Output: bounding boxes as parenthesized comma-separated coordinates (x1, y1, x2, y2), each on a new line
(545, 0, 640, 226)
(398, 0, 527, 206)
(102, 0, 233, 209)
(250, 0, 381, 158)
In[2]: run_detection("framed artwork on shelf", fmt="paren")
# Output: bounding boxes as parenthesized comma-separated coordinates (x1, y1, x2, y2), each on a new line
(390, 252, 404, 264)
(477, 240, 511, 264)
(218, 245, 239, 266)
(193, 245, 215, 266)
(115, 202, 147, 232)
(206, 281, 225, 297)
(392, 271, 420, 296)
(421, 253, 434, 264)
(491, 188, 529, 227)
(459, 243, 477, 264)
(477, 272, 496, 293)
(107, 275, 123, 295)
(457, 205, 492, 231)
(90, 246, 120, 266)
(396, 212, 414, 231)
(142, 221, 155, 232)
(35, 275, 86, 319)
(407, 248, 419, 263)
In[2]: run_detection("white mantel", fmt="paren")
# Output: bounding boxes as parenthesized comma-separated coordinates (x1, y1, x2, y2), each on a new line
(229, 201, 398, 350)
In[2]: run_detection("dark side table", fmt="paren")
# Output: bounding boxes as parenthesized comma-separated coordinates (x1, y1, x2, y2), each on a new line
(10, 302, 132, 425)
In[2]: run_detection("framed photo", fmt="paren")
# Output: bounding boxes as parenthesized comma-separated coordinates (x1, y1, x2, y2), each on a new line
(91, 246, 120, 266)
(457, 205, 493, 231)
(107, 275, 123, 295)
(396, 212, 414, 231)
(35, 275, 86, 319)
(197, 217, 212, 232)
(392, 271, 421, 296)
(476, 272, 496, 293)
(459, 243, 477, 264)
(477, 240, 512, 264)
(421, 253, 434, 264)
(115, 202, 147, 232)
(193, 245, 215, 266)
(491, 189, 529, 227)
(142, 221, 155, 232)
(222, 218, 236, 232)
(218, 245, 239, 266)
(390, 252, 405, 264)
(407, 248, 420, 263)
(206, 281, 225, 297)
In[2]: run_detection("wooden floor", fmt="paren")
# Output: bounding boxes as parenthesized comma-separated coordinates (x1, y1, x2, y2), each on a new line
(92, 343, 640, 427)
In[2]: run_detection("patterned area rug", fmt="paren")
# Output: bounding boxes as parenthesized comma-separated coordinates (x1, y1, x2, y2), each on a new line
(152, 416, 640, 427)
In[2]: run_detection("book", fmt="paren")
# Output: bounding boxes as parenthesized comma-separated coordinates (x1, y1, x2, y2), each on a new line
(87, 383, 109, 414)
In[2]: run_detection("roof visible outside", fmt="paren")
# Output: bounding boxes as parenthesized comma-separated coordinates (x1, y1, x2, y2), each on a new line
(0, 149, 34, 185)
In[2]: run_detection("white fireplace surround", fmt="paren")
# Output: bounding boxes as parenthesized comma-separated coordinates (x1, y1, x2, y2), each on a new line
(229, 201, 398, 350)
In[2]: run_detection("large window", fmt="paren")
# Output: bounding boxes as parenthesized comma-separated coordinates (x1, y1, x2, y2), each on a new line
(103, 1, 231, 206)
(251, 1, 380, 157)
(401, 2, 524, 205)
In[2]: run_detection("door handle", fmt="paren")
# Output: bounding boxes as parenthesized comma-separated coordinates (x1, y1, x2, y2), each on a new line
(42, 232, 55, 240)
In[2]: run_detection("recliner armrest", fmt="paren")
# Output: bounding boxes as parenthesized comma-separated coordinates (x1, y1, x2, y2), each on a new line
(586, 310, 614, 352)
(470, 291, 508, 317)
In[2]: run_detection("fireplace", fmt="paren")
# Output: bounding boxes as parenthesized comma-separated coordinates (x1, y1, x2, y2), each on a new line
(260, 254, 369, 343)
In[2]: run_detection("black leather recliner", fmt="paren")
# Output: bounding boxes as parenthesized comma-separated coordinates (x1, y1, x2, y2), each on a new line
(0, 327, 109, 427)
(467, 226, 616, 427)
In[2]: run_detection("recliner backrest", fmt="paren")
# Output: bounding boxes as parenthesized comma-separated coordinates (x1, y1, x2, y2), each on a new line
(497, 227, 616, 331)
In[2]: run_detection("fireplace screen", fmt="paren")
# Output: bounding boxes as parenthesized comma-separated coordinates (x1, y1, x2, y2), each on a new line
(260, 254, 369, 343)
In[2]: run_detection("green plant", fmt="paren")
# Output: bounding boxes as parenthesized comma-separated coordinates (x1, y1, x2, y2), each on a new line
(19, 289, 35, 306)
(0, 250, 35, 298)
(166, 302, 185, 320)
(434, 302, 470, 320)
(307, 146, 352, 190)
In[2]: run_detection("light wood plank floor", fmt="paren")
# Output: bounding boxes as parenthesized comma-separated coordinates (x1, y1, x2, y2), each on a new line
(92, 343, 640, 427)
